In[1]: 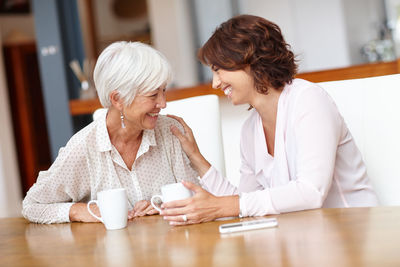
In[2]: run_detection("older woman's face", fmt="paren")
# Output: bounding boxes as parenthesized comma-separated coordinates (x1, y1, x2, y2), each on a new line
(123, 86, 167, 130)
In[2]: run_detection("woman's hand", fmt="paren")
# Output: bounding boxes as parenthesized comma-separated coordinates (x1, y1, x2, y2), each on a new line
(128, 200, 159, 219)
(69, 203, 101, 222)
(160, 181, 240, 225)
(167, 114, 211, 176)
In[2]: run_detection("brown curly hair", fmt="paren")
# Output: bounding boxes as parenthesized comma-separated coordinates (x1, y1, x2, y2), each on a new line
(198, 14, 297, 94)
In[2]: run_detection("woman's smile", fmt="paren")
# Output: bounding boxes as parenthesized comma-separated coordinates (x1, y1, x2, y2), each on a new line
(147, 112, 159, 118)
(146, 112, 159, 123)
(223, 86, 233, 97)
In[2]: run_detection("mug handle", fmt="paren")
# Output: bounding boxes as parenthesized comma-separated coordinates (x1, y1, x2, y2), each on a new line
(87, 200, 103, 222)
(150, 195, 163, 212)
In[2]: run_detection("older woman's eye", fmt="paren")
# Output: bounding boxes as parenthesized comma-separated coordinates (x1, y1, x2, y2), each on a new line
(147, 91, 158, 97)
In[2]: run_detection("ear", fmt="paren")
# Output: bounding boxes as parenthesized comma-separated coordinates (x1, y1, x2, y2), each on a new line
(109, 91, 124, 111)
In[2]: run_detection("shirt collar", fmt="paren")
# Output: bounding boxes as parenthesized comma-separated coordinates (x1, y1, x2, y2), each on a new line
(254, 111, 269, 174)
(254, 84, 290, 174)
(136, 128, 157, 159)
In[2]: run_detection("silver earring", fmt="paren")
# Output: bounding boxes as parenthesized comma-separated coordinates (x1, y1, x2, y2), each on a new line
(120, 111, 126, 129)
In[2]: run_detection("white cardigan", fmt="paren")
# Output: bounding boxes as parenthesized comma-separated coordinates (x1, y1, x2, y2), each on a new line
(200, 79, 378, 216)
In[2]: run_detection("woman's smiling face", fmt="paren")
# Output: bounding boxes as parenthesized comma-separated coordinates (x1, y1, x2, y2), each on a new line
(211, 66, 255, 105)
(122, 86, 167, 130)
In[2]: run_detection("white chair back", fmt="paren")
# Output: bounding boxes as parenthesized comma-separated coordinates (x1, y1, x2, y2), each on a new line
(161, 94, 226, 176)
(318, 74, 400, 205)
(93, 108, 107, 121)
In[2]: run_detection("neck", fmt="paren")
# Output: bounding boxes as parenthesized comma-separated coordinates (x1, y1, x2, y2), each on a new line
(106, 107, 143, 145)
(251, 87, 282, 127)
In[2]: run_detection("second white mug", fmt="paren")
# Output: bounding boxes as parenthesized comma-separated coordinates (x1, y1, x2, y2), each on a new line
(151, 183, 193, 212)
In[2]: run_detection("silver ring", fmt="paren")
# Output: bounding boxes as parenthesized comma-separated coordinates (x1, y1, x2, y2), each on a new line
(182, 214, 187, 222)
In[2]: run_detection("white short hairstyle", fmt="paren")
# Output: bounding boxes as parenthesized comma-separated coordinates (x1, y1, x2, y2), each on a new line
(93, 41, 172, 108)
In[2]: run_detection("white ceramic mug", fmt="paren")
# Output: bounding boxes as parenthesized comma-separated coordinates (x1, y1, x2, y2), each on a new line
(87, 188, 128, 230)
(151, 183, 193, 212)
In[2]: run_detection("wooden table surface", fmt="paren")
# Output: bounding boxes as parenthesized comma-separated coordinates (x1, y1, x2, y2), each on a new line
(1, 207, 400, 266)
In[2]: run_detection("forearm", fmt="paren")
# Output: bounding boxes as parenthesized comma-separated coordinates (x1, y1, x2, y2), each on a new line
(22, 201, 74, 224)
(200, 166, 238, 196)
(188, 153, 211, 177)
(69, 203, 100, 222)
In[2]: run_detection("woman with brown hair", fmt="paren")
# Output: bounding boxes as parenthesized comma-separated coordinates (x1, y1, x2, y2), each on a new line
(161, 15, 378, 225)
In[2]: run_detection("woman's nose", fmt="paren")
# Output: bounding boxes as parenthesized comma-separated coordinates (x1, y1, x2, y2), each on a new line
(212, 73, 221, 89)
(156, 93, 167, 109)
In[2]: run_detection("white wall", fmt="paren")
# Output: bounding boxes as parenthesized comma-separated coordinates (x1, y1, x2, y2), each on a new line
(291, 0, 351, 71)
(343, 0, 386, 64)
(239, 0, 351, 72)
(0, 33, 23, 218)
(147, 0, 198, 87)
(143, 0, 388, 83)
(192, 0, 235, 82)
(237, 0, 297, 53)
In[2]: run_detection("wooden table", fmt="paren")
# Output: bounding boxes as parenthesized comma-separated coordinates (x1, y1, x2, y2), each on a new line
(1, 207, 400, 266)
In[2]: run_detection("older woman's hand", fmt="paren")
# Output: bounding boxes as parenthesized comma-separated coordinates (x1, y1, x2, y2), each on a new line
(70, 203, 101, 222)
(128, 200, 159, 219)
(160, 181, 240, 225)
(167, 115, 211, 176)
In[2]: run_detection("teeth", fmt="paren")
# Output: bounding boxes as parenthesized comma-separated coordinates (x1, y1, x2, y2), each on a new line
(223, 86, 232, 96)
(148, 113, 158, 117)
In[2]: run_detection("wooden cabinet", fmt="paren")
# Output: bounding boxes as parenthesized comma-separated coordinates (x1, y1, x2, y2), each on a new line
(3, 42, 51, 195)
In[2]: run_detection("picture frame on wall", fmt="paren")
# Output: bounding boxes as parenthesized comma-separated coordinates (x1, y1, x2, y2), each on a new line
(0, 0, 30, 14)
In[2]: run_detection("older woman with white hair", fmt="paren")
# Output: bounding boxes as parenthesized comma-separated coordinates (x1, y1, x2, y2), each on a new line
(22, 42, 199, 224)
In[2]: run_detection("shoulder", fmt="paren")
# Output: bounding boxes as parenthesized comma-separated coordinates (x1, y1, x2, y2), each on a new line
(155, 115, 184, 135)
(287, 79, 339, 114)
(59, 120, 98, 157)
(285, 79, 343, 130)
(153, 115, 186, 156)
(153, 115, 184, 145)
(68, 120, 97, 144)
(288, 79, 334, 104)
